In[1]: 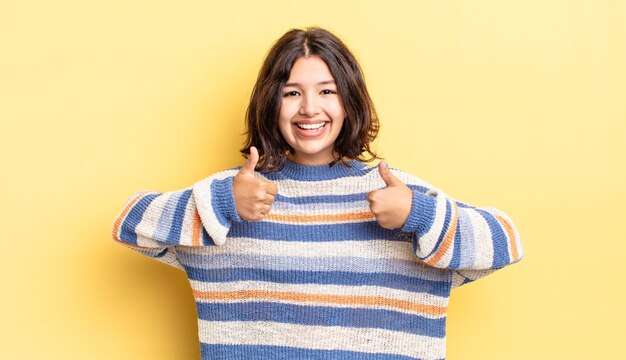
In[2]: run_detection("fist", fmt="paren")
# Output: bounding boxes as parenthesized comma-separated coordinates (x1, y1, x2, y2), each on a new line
(233, 146, 278, 221)
(366, 161, 413, 230)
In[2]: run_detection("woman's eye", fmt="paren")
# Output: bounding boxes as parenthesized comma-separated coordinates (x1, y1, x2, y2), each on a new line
(283, 91, 300, 97)
(321, 89, 337, 95)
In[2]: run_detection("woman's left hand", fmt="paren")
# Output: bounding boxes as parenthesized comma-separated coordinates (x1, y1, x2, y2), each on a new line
(366, 161, 413, 230)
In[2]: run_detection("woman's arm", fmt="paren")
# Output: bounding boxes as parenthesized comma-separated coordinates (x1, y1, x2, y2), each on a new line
(388, 168, 523, 287)
(111, 169, 242, 268)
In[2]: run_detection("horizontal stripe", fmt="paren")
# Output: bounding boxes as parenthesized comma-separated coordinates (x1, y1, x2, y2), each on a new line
(198, 320, 446, 359)
(179, 238, 418, 262)
(228, 220, 402, 242)
(200, 344, 427, 360)
(271, 183, 430, 206)
(189, 280, 449, 308)
(193, 289, 446, 317)
(265, 210, 375, 224)
(196, 301, 446, 337)
(271, 199, 369, 216)
(185, 267, 449, 297)
(179, 252, 450, 283)
(275, 192, 369, 204)
(264, 166, 433, 199)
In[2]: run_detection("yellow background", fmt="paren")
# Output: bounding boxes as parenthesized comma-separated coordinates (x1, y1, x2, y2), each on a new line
(1, 0, 624, 358)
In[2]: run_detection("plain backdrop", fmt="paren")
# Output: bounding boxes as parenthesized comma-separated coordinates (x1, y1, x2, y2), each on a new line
(1, 0, 624, 359)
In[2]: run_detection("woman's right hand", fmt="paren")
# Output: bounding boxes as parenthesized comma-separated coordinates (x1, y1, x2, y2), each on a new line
(233, 146, 278, 221)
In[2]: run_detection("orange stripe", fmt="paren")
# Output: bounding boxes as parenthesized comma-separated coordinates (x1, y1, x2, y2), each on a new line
(265, 211, 375, 223)
(494, 213, 519, 261)
(193, 290, 446, 316)
(112, 192, 148, 242)
(426, 201, 458, 266)
(111, 191, 159, 250)
(192, 210, 202, 246)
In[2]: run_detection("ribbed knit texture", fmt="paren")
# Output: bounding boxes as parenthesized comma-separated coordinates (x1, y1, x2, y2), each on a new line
(112, 159, 523, 360)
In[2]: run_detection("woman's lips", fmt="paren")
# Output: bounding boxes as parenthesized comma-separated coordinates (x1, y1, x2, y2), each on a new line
(292, 122, 329, 138)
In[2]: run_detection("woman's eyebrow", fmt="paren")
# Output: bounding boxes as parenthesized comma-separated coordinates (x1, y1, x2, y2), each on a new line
(284, 80, 336, 87)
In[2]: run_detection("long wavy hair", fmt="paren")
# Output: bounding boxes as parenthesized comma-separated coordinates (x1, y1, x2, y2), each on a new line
(240, 27, 381, 173)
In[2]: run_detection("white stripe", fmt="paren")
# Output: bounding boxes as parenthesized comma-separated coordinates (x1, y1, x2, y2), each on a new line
(198, 320, 446, 358)
(267, 167, 438, 199)
(464, 208, 495, 269)
(180, 238, 418, 262)
(263, 168, 382, 198)
(270, 200, 371, 216)
(190, 280, 449, 309)
(178, 193, 197, 246)
(134, 191, 174, 248)
(192, 169, 239, 245)
(417, 188, 449, 263)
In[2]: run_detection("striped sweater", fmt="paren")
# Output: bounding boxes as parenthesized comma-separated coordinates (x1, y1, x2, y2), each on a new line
(112, 159, 523, 360)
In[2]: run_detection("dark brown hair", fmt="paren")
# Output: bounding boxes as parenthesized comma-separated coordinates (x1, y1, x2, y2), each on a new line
(241, 27, 381, 173)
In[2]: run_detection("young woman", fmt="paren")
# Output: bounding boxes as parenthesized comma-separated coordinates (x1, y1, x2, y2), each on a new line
(113, 27, 523, 360)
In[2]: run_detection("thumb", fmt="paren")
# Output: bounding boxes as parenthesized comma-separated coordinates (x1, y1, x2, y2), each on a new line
(240, 146, 259, 175)
(378, 161, 400, 187)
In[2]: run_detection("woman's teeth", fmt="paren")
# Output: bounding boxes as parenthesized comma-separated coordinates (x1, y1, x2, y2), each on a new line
(296, 122, 326, 130)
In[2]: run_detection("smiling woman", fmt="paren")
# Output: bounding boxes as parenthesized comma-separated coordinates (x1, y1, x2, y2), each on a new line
(278, 56, 346, 165)
(112, 26, 524, 360)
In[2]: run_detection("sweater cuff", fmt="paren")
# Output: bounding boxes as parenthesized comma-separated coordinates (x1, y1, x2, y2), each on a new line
(211, 176, 243, 224)
(400, 190, 437, 234)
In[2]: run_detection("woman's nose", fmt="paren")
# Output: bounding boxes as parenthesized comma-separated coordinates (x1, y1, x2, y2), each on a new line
(299, 94, 320, 116)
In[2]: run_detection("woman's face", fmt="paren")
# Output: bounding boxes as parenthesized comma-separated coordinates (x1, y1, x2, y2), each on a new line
(278, 55, 345, 165)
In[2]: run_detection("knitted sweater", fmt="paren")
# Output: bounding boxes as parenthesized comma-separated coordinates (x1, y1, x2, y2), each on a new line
(112, 159, 523, 360)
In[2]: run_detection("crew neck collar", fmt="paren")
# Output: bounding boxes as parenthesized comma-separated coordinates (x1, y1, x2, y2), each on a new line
(277, 158, 368, 181)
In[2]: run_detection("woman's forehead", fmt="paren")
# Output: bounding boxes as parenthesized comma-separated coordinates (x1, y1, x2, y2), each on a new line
(286, 56, 335, 84)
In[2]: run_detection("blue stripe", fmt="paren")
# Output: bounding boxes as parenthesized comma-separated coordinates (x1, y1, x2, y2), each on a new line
(119, 193, 160, 245)
(476, 209, 511, 268)
(210, 177, 233, 227)
(407, 184, 431, 194)
(178, 253, 449, 282)
(196, 302, 446, 337)
(263, 160, 372, 181)
(456, 211, 475, 268)
(185, 267, 450, 297)
(422, 200, 453, 259)
(153, 191, 184, 242)
(229, 221, 406, 242)
(165, 189, 192, 244)
(449, 231, 461, 269)
(201, 226, 216, 246)
(200, 344, 425, 360)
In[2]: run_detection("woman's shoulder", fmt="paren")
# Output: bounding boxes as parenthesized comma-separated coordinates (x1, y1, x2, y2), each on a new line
(375, 163, 440, 194)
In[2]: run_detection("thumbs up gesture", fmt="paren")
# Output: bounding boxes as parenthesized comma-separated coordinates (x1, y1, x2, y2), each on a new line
(233, 146, 278, 221)
(366, 161, 413, 230)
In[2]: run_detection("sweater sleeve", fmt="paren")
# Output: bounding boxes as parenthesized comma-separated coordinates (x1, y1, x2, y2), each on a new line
(392, 169, 524, 287)
(111, 169, 242, 269)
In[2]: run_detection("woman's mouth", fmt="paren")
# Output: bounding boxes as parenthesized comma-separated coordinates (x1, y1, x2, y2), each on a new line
(293, 121, 328, 137)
